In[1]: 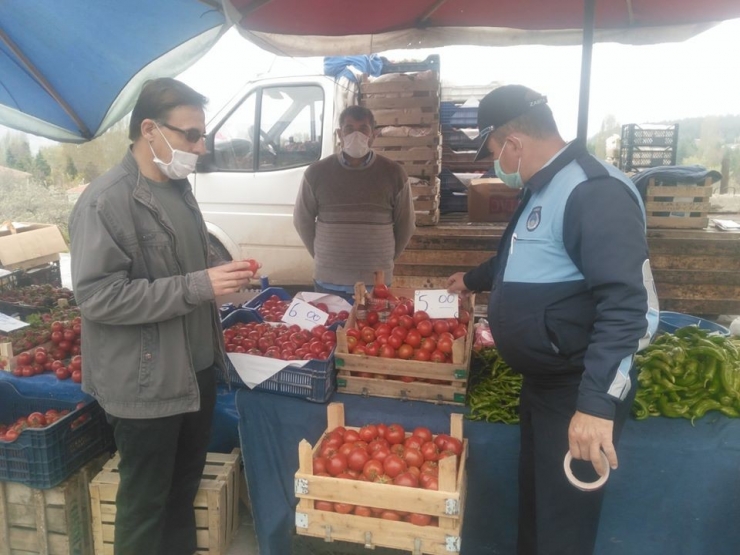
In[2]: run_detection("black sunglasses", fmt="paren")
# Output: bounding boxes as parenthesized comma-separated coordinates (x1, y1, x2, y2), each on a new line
(159, 122, 207, 143)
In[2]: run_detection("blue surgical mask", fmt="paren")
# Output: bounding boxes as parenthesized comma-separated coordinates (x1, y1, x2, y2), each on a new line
(494, 139, 524, 189)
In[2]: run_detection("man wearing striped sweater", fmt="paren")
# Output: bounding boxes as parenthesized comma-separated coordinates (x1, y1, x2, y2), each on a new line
(293, 106, 416, 297)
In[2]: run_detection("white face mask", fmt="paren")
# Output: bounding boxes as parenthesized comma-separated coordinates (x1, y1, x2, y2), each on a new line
(342, 131, 371, 159)
(149, 124, 199, 180)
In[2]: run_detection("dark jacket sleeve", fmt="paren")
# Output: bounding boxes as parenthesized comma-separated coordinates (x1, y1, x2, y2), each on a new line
(463, 256, 497, 293)
(563, 177, 650, 420)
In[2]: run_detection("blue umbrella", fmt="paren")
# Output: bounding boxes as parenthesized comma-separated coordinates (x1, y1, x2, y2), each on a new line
(0, 0, 227, 143)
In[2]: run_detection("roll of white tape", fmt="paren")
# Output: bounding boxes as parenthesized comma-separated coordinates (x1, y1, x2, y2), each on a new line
(563, 451, 610, 492)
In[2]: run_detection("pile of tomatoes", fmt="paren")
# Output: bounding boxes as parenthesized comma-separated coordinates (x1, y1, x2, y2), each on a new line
(224, 321, 337, 361)
(6, 318, 83, 382)
(311, 423, 464, 526)
(0, 402, 88, 443)
(346, 298, 470, 366)
(257, 294, 349, 326)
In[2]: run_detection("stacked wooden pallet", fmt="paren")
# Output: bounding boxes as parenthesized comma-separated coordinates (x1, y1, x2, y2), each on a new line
(360, 71, 442, 226)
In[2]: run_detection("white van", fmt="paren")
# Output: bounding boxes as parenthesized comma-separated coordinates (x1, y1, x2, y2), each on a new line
(192, 75, 349, 287)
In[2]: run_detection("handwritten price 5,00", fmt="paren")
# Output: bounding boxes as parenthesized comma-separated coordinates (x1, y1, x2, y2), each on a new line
(414, 290, 459, 319)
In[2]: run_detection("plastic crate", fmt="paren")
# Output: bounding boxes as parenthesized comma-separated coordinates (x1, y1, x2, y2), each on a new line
(619, 146, 677, 172)
(380, 54, 440, 75)
(658, 311, 730, 336)
(440, 101, 458, 127)
(439, 168, 467, 193)
(449, 106, 478, 128)
(440, 190, 469, 214)
(621, 124, 678, 148)
(220, 309, 336, 403)
(443, 127, 483, 151)
(0, 383, 114, 489)
(243, 287, 292, 313)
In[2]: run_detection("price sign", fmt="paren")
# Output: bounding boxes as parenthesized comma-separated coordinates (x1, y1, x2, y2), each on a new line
(414, 290, 459, 319)
(281, 299, 329, 331)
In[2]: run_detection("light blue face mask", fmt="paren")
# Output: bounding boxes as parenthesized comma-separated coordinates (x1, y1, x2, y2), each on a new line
(494, 139, 524, 189)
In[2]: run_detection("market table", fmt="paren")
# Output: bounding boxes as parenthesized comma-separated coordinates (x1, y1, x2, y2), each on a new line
(236, 389, 740, 555)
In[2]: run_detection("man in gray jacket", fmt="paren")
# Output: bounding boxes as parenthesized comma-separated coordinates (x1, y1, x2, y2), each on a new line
(70, 78, 254, 555)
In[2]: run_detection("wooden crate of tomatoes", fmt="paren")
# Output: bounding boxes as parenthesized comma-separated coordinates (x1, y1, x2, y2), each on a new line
(335, 282, 474, 404)
(294, 402, 467, 555)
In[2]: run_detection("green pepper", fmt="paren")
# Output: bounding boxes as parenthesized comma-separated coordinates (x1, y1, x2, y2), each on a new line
(632, 396, 650, 420)
(718, 406, 740, 418)
(658, 396, 690, 418)
(687, 344, 728, 363)
(719, 361, 740, 398)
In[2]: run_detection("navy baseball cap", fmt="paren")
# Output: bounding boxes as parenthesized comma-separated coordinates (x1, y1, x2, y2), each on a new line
(474, 85, 548, 161)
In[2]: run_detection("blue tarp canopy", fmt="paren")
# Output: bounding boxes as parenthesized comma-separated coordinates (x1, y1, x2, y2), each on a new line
(0, 0, 227, 143)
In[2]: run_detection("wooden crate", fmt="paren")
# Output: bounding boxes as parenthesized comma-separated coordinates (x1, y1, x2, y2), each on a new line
(294, 403, 467, 554)
(414, 195, 440, 212)
(360, 77, 440, 96)
(415, 209, 441, 227)
(0, 453, 110, 555)
(373, 108, 440, 128)
(361, 91, 440, 110)
(89, 449, 241, 555)
(410, 178, 440, 199)
(645, 178, 712, 229)
(335, 286, 473, 404)
(373, 134, 440, 148)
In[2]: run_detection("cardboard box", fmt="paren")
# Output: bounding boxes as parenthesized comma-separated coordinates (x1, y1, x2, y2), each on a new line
(467, 178, 520, 223)
(0, 222, 68, 271)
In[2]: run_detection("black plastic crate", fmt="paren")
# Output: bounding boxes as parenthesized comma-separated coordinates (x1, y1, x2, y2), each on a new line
(220, 309, 336, 403)
(621, 124, 678, 148)
(0, 383, 114, 489)
(620, 146, 677, 172)
(440, 190, 468, 214)
(380, 54, 440, 75)
(449, 106, 478, 128)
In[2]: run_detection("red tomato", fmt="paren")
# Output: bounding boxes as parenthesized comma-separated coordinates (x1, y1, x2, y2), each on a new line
(311, 325, 327, 339)
(370, 446, 391, 463)
(365, 343, 380, 357)
(375, 323, 392, 337)
(368, 438, 389, 452)
(411, 426, 433, 443)
(385, 335, 401, 350)
(405, 329, 422, 348)
(420, 460, 439, 476)
(17, 352, 32, 366)
(380, 510, 401, 521)
(51, 321, 64, 332)
(314, 500, 334, 512)
(27, 412, 47, 428)
(398, 315, 414, 329)
(421, 442, 440, 462)
(391, 326, 408, 340)
(393, 471, 419, 488)
(413, 310, 429, 324)
(326, 453, 348, 476)
(430, 350, 447, 363)
(334, 502, 355, 514)
(414, 348, 431, 361)
(379, 345, 396, 359)
(313, 457, 328, 475)
(367, 311, 380, 326)
(3, 429, 19, 442)
(359, 424, 378, 442)
(55, 368, 70, 381)
(403, 448, 424, 469)
(397, 344, 414, 360)
(392, 304, 409, 317)
(386, 316, 400, 329)
(373, 284, 390, 299)
(338, 443, 355, 458)
(354, 506, 373, 517)
(437, 338, 453, 354)
(457, 309, 471, 325)
(362, 459, 385, 480)
(343, 429, 361, 443)
(452, 325, 468, 339)
(423, 476, 439, 490)
(71, 370, 82, 383)
(408, 513, 432, 526)
(22, 366, 34, 378)
(361, 327, 376, 344)
(416, 320, 433, 337)
(443, 436, 463, 456)
(63, 329, 76, 342)
(433, 320, 450, 335)
(383, 454, 407, 479)
(390, 443, 405, 457)
(386, 424, 405, 445)
(70, 355, 82, 372)
(347, 448, 370, 472)
(404, 436, 423, 451)
(377, 423, 388, 439)
(434, 434, 451, 450)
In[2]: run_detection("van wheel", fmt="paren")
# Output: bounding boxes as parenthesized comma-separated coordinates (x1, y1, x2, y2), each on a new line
(208, 237, 232, 264)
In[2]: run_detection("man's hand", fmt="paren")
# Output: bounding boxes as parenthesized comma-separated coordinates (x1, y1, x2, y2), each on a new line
(447, 272, 471, 295)
(207, 261, 255, 296)
(568, 411, 616, 477)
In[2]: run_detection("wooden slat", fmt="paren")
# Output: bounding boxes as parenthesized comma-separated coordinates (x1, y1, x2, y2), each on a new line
(373, 146, 441, 162)
(373, 135, 440, 148)
(647, 216, 708, 229)
(646, 202, 708, 211)
(416, 210, 440, 226)
(362, 95, 439, 109)
(374, 109, 440, 127)
(414, 196, 440, 212)
(360, 79, 439, 94)
(659, 298, 740, 315)
(651, 269, 740, 286)
(337, 374, 466, 405)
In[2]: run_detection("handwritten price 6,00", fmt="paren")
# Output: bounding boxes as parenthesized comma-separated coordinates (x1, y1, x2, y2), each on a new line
(282, 299, 329, 331)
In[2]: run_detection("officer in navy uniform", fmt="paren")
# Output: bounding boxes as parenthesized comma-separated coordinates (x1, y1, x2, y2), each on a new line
(448, 85, 659, 555)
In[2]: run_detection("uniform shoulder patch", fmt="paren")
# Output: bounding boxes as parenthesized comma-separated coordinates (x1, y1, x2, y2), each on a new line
(526, 206, 542, 231)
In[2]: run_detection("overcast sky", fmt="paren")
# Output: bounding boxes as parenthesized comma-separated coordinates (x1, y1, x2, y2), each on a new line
(179, 17, 740, 141)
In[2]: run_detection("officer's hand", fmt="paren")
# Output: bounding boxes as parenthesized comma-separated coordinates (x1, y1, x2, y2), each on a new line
(568, 411, 616, 477)
(207, 261, 255, 296)
(447, 272, 470, 295)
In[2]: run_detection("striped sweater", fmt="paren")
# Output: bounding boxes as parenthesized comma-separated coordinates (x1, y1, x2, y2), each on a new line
(293, 153, 416, 286)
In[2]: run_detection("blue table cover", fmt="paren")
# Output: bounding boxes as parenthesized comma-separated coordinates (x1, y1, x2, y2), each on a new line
(236, 389, 740, 555)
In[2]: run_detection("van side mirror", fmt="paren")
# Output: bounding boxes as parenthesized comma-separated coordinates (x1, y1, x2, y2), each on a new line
(197, 134, 216, 172)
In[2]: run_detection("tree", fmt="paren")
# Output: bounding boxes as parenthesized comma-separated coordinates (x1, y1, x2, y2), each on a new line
(65, 155, 78, 180)
(33, 151, 52, 185)
(82, 161, 100, 183)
